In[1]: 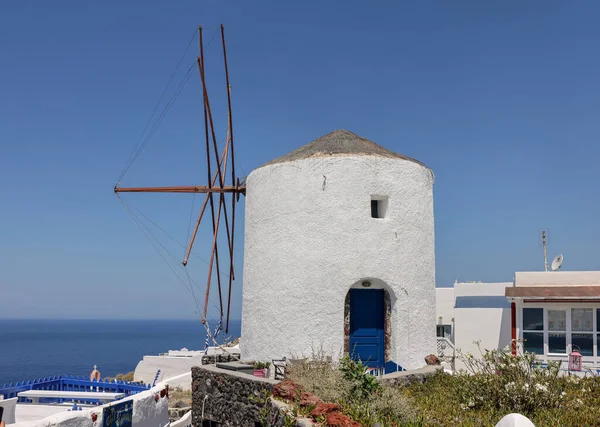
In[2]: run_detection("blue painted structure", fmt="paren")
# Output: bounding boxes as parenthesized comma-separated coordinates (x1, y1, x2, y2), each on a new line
(349, 289, 385, 368)
(0, 375, 151, 405)
(455, 296, 512, 309)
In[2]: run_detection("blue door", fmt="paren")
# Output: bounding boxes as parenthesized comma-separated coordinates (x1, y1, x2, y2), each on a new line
(349, 289, 384, 368)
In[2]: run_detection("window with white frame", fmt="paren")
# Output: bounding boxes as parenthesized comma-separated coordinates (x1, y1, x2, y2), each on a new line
(548, 309, 567, 354)
(522, 306, 600, 358)
(436, 325, 451, 339)
(523, 308, 543, 355)
(572, 308, 593, 356)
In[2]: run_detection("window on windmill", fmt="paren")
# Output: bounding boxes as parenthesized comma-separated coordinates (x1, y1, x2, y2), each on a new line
(371, 196, 388, 219)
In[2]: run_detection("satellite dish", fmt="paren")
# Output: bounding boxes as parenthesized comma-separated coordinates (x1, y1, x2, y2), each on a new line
(551, 254, 563, 271)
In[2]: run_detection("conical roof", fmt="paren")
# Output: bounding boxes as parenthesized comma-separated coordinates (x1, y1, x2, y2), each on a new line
(260, 129, 428, 168)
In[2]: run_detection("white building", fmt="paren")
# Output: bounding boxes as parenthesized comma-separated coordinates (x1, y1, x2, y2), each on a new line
(241, 129, 436, 371)
(437, 271, 600, 372)
(436, 282, 512, 370)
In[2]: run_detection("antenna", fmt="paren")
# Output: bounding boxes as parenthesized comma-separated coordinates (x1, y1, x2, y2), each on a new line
(551, 254, 564, 271)
(542, 230, 548, 272)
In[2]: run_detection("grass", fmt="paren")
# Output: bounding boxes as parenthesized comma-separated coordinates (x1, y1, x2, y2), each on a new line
(282, 346, 600, 426)
(104, 371, 135, 382)
(285, 351, 417, 426)
(169, 386, 192, 408)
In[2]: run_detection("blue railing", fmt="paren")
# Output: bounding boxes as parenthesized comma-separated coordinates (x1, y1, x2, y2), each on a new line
(0, 375, 152, 405)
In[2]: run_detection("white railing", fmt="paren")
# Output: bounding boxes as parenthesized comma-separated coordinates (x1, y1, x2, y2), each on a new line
(437, 337, 455, 358)
(437, 337, 455, 370)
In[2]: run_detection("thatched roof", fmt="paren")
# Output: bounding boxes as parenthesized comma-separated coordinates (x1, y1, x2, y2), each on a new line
(260, 129, 428, 168)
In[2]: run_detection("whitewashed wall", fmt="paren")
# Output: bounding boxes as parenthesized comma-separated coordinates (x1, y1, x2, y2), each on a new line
(14, 383, 169, 427)
(134, 355, 204, 385)
(515, 271, 600, 286)
(163, 372, 191, 391)
(453, 282, 512, 371)
(436, 287, 455, 326)
(242, 155, 436, 370)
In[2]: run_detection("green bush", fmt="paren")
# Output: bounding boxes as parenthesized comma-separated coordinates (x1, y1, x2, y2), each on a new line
(286, 345, 600, 426)
(339, 355, 380, 400)
(404, 343, 600, 426)
(253, 361, 271, 369)
(286, 352, 417, 426)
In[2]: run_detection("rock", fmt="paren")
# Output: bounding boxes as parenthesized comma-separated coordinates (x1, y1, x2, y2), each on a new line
(325, 411, 361, 427)
(311, 403, 339, 418)
(424, 354, 440, 365)
(495, 413, 535, 427)
(273, 379, 302, 401)
(299, 391, 322, 407)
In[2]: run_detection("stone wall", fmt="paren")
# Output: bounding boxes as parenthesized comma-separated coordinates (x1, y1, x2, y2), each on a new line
(377, 365, 442, 387)
(192, 365, 278, 427)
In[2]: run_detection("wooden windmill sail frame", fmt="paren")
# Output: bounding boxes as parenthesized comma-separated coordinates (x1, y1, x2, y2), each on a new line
(114, 25, 245, 333)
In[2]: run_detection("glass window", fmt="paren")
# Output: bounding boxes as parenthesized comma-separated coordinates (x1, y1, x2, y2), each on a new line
(547, 310, 566, 354)
(436, 325, 452, 338)
(523, 332, 544, 355)
(571, 308, 593, 356)
(572, 333, 593, 356)
(548, 310, 566, 331)
(523, 308, 544, 355)
(523, 308, 543, 331)
(572, 309, 593, 332)
(548, 333, 567, 354)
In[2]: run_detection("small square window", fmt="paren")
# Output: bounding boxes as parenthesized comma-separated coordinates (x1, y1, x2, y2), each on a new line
(371, 196, 388, 219)
(436, 325, 451, 338)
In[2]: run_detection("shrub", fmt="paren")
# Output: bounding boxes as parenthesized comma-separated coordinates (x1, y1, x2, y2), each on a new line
(404, 343, 600, 426)
(286, 352, 416, 426)
(339, 355, 380, 400)
(455, 342, 565, 414)
(285, 350, 350, 404)
(253, 361, 271, 370)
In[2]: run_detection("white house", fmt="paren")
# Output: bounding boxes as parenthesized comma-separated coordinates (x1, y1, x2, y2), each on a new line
(241, 129, 436, 371)
(436, 282, 512, 370)
(437, 271, 600, 372)
(508, 271, 600, 370)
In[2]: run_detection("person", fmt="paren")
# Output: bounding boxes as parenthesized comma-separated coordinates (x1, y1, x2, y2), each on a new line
(90, 365, 101, 382)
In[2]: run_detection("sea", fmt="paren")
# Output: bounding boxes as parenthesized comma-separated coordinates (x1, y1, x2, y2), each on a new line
(0, 319, 241, 386)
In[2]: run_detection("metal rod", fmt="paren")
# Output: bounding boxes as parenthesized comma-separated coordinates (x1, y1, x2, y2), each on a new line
(511, 302, 517, 356)
(542, 230, 548, 272)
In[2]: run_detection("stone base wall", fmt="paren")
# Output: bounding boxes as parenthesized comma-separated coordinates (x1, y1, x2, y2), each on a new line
(192, 365, 278, 427)
(377, 365, 442, 387)
(267, 398, 314, 427)
(201, 354, 239, 365)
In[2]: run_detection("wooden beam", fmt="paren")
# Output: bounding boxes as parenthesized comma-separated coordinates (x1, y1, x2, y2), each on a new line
(114, 185, 245, 194)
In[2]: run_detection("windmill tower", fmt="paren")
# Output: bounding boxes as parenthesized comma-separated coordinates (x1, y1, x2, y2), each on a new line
(241, 130, 436, 371)
(115, 28, 437, 370)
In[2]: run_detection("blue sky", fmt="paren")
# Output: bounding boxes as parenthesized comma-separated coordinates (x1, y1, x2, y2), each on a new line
(1, 1, 599, 319)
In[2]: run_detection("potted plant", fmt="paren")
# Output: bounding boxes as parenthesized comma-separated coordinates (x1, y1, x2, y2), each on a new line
(253, 361, 270, 378)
